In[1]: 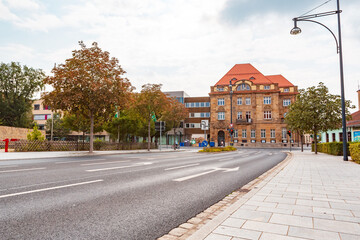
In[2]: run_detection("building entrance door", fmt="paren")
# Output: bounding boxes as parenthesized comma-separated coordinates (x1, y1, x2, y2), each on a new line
(218, 130, 225, 146)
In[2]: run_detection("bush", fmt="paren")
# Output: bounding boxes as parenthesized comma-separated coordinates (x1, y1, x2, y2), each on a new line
(350, 143, 360, 163)
(94, 139, 104, 150)
(312, 142, 350, 156)
(199, 146, 237, 152)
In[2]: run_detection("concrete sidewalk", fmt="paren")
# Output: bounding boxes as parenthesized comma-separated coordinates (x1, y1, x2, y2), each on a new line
(188, 151, 360, 240)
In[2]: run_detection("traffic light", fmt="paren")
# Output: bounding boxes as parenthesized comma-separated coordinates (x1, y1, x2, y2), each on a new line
(287, 130, 291, 137)
(230, 128, 234, 135)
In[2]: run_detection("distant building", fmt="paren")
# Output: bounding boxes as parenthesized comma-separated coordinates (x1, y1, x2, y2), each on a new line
(209, 64, 298, 147)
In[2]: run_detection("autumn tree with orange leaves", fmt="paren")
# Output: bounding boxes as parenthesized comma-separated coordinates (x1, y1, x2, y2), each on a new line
(43, 42, 133, 153)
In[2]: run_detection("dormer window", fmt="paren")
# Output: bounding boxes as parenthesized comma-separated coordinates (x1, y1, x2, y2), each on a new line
(217, 87, 224, 92)
(264, 85, 270, 90)
(249, 77, 255, 80)
(237, 83, 250, 91)
(284, 88, 289, 92)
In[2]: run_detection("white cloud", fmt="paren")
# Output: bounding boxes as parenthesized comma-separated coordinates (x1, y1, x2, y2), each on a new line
(4, 0, 40, 10)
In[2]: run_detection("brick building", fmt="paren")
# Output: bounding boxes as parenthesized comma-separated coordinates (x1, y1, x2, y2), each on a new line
(209, 64, 298, 147)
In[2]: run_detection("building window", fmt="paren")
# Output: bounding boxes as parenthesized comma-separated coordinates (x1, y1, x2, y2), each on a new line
(237, 111, 243, 120)
(326, 133, 329, 142)
(284, 88, 289, 92)
(195, 102, 200, 107)
(264, 111, 272, 119)
(282, 128, 287, 139)
(242, 129, 247, 138)
(261, 129, 266, 138)
(270, 129, 275, 138)
(251, 129, 255, 138)
(237, 97, 242, 105)
(218, 112, 225, 120)
(237, 83, 251, 91)
(246, 111, 251, 121)
(34, 114, 46, 120)
(34, 104, 40, 110)
(218, 98, 225, 106)
(185, 123, 190, 128)
(264, 85, 270, 90)
(234, 129, 238, 138)
(185, 102, 210, 108)
(332, 133, 336, 142)
(217, 87, 224, 91)
(263, 96, 271, 104)
(245, 97, 251, 105)
(205, 102, 210, 107)
(283, 99, 291, 106)
(43, 105, 51, 110)
(339, 132, 343, 142)
(38, 124, 45, 130)
(284, 112, 287, 118)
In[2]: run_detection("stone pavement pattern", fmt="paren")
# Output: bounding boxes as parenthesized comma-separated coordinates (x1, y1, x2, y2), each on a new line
(189, 151, 360, 240)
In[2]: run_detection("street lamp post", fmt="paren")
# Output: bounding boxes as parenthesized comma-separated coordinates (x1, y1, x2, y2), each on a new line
(290, 0, 348, 161)
(229, 78, 235, 146)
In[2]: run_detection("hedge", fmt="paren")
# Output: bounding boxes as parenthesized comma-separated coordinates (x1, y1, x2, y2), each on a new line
(349, 143, 360, 163)
(312, 142, 350, 156)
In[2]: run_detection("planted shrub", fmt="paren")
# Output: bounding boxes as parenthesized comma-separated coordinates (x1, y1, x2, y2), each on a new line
(350, 143, 360, 163)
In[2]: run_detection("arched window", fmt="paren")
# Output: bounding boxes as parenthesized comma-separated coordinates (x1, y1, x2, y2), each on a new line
(237, 83, 250, 91)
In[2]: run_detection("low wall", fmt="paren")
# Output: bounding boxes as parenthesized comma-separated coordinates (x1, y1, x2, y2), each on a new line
(0, 126, 45, 140)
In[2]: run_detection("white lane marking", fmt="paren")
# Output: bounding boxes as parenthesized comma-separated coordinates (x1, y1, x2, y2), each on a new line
(0, 179, 103, 199)
(173, 169, 218, 182)
(55, 159, 106, 164)
(0, 167, 46, 174)
(81, 160, 130, 166)
(173, 167, 239, 182)
(164, 163, 200, 171)
(86, 162, 153, 172)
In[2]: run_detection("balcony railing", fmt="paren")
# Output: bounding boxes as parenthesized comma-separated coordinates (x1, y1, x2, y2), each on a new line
(236, 118, 252, 125)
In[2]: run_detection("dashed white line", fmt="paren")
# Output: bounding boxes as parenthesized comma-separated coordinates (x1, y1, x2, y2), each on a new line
(86, 162, 153, 172)
(55, 159, 106, 164)
(0, 167, 46, 174)
(0, 179, 104, 199)
(173, 169, 218, 182)
(164, 163, 200, 171)
(81, 160, 130, 166)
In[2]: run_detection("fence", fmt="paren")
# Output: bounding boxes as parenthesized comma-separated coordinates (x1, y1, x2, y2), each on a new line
(13, 140, 156, 152)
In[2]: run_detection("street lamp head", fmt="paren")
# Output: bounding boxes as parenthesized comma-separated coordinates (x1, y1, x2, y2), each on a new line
(290, 26, 302, 35)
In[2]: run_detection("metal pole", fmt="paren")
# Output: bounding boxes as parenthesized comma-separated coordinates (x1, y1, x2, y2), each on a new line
(230, 79, 233, 146)
(160, 121, 162, 151)
(51, 112, 54, 141)
(337, 0, 348, 161)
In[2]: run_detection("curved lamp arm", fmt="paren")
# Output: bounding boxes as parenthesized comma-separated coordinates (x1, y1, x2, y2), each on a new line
(293, 19, 339, 53)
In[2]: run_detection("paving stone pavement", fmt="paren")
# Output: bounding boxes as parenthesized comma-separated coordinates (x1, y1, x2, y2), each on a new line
(185, 151, 360, 240)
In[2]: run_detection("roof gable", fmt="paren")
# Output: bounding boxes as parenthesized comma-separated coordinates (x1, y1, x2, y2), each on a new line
(266, 75, 294, 88)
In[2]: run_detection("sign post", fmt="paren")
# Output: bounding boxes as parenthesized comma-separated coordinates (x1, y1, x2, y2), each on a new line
(201, 120, 209, 143)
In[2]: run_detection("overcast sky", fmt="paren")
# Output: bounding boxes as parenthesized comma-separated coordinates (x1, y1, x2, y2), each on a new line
(1, 0, 359, 111)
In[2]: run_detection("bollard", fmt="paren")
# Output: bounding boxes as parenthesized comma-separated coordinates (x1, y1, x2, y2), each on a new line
(2, 139, 9, 152)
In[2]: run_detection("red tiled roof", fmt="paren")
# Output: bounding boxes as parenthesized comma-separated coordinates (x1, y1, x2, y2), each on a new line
(266, 75, 294, 88)
(347, 110, 360, 126)
(215, 64, 273, 86)
(214, 64, 294, 87)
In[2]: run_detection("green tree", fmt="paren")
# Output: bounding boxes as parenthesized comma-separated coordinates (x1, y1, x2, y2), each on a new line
(103, 110, 140, 142)
(0, 62, 44, 127)
(27, 124, 45, 141)
(285, 82, 353, 154)
(132, 84, 170, 151)
(43, 42, 133, 152)
(45, 113, 71, 140)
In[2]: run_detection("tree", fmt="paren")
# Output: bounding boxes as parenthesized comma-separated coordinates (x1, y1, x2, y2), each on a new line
(43, 42, 133, 152)
(45, 113, 71, 140)
(285, 82, 353, 154)
(0, 62, 44, 127)
(132, 84, 170, 151)
(27, 124, 45, 141)
(103, 110, 140, 142)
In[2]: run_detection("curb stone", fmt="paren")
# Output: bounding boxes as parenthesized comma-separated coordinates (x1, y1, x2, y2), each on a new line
(158, 152, 293, 240)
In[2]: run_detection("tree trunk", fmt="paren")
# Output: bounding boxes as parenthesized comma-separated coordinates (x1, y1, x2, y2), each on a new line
(314, 131, 318, 154)
(300, 134, 304, 152)
(148, 118, 151, 151)
(89, 113, 94, 153)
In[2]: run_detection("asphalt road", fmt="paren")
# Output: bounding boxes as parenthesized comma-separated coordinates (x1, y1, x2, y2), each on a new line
(0, 149, 287, 240)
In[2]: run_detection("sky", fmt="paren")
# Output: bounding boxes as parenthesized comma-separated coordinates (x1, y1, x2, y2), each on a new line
(1, 0, 359, 111)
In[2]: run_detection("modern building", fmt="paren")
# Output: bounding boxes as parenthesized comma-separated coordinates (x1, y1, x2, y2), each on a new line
(320, 90, 360, 143)
(32, 99, 53, 131)
(209, 64, 298, 147)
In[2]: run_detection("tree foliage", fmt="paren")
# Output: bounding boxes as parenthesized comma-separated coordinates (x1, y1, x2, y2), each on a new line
(43, 42, 133, 152)
(45, 113, 71, 140)
(103, 110, 140, 142)
(285, 82, 354, 154)
(27, 124, 45, 141)
(0, 62, 44, 127)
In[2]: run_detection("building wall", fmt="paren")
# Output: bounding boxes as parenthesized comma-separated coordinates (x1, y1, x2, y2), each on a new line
(184, 97, 210, 141)
(210, 81, 298, 146)
(32, 99, 53, 130)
